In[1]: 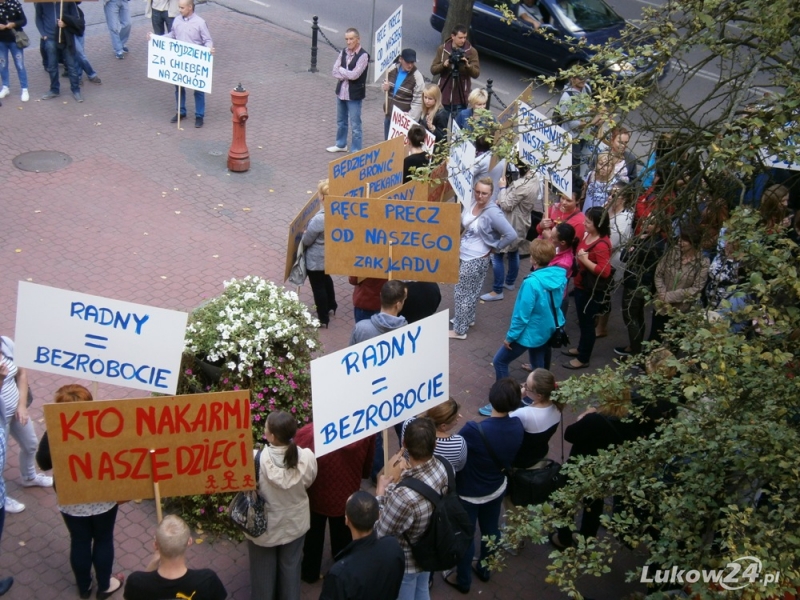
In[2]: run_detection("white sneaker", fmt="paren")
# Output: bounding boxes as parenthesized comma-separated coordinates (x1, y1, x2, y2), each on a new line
(326, 145, 348, 153)
(4, 497, 25, 513)
(503, 283, 515, 291)
(21, 473, 53, 487)
(0, 87, 9, 99)
(21, 89, 29, 102)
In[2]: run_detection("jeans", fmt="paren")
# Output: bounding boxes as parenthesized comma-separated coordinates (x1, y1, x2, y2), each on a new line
(175, 85, 205, 118)
(73, 36, 97, 79)
(151, 9, 174, 36)
(398, 572, 430, 600)
(335, 98, 363, 152)
(248, 536, 304, 600)
(353, 307, 378, 323)
(103, 0, 131, 55)
(43, 38, 79, 94)
(61, 505, 118, 595)
(0, 41, 28, 89)
(490, 252, 519, 293)
(621, 286, 647, 354)
(455, 494, 504, 590)
(574, 287, 602, 364)
(493, 341, 547, 381)
(301, 512, 351, 583)
(383, 114, 391, 140)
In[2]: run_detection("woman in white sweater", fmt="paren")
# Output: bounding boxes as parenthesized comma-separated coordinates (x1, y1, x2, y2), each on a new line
(246, 411, 318, 600)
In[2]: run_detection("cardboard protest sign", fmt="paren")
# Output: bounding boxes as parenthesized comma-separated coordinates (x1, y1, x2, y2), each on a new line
(148, 35, 213, 93)
(518, 101, 572, 197)
(374, 5, 403, 82)
(323, 196, 460, 283)
(378, 179, 429, 203)
(388, 106, 436, 154)
(15, 282, 187, 394)
(428, 161, 454, 203)
(447, 122, 476, 206)
(311, 311, 449, 457)
(43, 390, 254, 505)
(284, 193, 322, 282)
(328, 137, 405, 198)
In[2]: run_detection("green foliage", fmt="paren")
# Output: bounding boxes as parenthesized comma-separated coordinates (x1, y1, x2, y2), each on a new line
(166, 276, 319, 539)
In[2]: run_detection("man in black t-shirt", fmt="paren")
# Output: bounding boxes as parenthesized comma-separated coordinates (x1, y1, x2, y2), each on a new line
(124, 515, 226, 600)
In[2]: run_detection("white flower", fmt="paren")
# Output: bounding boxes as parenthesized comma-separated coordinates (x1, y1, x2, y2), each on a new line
(227, 361, 236, 370)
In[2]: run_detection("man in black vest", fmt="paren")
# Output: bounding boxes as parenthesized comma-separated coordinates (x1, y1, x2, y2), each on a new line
(328, 28, 369, 153)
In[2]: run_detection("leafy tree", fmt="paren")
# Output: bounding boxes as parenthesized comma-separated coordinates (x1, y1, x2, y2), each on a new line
(440, 0, 478, 43)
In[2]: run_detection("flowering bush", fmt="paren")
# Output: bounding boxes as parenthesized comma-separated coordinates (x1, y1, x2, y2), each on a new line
(167, 276, 319, 537)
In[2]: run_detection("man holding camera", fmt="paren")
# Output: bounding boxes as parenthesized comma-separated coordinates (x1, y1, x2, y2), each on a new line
(430, 24, 480, 115)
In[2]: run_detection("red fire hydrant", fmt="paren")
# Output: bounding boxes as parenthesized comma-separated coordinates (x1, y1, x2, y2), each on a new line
(228, 83, 250, 172)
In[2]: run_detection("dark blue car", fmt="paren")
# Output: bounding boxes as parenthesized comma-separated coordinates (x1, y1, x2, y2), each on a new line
(431, 0, 655, 78)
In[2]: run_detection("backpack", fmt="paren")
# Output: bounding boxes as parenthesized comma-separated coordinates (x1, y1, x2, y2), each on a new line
(397, 457, 473, 571)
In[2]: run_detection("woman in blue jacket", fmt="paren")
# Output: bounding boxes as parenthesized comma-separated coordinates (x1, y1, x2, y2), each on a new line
(493, 239, 566, 380)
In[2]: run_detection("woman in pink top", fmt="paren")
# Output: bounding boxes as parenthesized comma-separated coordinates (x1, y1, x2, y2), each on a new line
(537, 192, 585, 243)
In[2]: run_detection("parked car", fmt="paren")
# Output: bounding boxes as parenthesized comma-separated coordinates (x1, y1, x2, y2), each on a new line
(430, 0, 661, 79)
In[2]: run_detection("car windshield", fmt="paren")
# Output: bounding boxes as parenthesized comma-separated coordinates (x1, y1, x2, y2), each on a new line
(550, 0, 624, 33)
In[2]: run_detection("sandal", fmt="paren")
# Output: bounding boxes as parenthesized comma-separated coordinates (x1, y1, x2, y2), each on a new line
(97, 574, 124, 600)
(561, 349, 579, 357)
(521, 363, 533, 372)
(563, 359, 590, 370)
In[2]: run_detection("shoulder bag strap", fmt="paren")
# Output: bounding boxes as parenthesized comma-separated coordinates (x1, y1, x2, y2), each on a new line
(547, 290, 560, 329)
(254, 447, 264, 483)
(476, 423, 511, 475)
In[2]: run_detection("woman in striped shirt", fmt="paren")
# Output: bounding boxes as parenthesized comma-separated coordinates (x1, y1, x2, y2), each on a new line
(401, 397, 467, 472)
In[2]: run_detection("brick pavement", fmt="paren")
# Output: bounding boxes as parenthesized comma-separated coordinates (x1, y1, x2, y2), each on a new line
(0, 4, 647, 598)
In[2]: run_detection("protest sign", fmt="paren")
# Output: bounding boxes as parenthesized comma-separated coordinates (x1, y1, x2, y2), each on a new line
(324, 196, 460, 283)
(387, 106, 436, 154)
(284, 193, 322, 282)
(518, 101, 572, 197)
(428, 161, 454, 203)
(447, 122, 476, 206)
(148, 35, 213, 93)
(328, 136, 405, 198)
(760, 130, 800, 171)
(374, 5, 403, 82)
(311, 311, 449, 457)
(15, 282, 188, 394)
(43, 390, 254, 505)
(378, 179, 429, 203)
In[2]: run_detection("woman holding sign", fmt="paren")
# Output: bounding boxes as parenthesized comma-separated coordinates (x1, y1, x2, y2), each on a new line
(303, 179, 338, 328)
(36, 385, 123, 600)
(450, 178, 517, 339)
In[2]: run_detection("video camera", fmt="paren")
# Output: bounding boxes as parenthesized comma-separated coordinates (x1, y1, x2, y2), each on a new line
(449, 47, 466, 73)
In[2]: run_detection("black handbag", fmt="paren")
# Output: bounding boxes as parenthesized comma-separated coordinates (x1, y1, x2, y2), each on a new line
(227, 447, 268, 536)
(546, 290, 569, 349)
(477, 420, 566, 507)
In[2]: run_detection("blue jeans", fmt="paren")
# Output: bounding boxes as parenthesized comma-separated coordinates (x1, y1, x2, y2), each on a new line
(491, 251, 519, 293)
(61, 505, 118, 595)
(493, 341, 547, 380)
(73, 36, 97, 79)
(398, 572, 430, 600)
(456, 494, 504, 590)
(354, 307, 378, 322)
(151, 9, 174, 35)
(175, 85, 205, 118)
(43, 38, 79, 94)
(335, 98, 363, 152)
(103, 0, 131, 55)
(574, 287, 602, 364)
(0, 41, 28, 89)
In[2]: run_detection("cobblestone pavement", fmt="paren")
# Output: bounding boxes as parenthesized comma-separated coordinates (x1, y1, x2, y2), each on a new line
(0, 4, 646, 598)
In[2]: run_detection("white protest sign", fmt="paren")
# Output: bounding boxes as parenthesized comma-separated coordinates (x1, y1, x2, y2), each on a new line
(518, 102, 572, 197)
(760, 128, 800, 171)
(14, 282, 188, 394)
(148, 34, 213, 94)
(447, 122, 476, 206)
(311, 311, 449, 457)
(374, 5, 403, 82)
(388, 106, 436, 154)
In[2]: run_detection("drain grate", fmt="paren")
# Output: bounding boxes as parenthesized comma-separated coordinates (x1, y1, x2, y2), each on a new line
(13, 151, 73, 173)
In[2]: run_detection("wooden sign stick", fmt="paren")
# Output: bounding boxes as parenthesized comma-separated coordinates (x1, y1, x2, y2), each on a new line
(177, 87, 182, 130)
(149, 450, 163, 523)
(543, 180, 550, 216)
(383, 240, 394, 472)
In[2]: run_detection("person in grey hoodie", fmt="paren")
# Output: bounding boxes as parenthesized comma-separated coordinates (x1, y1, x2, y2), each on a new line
(348, 280, 408, 481)
(302, 179, 337, 328)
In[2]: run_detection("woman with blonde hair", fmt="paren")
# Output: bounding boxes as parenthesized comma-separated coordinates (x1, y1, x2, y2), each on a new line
(36, 385, 123, 599)
(419, 83, 449, 148)
(246, 410, 317, 600)
(302, 178, 338, 327)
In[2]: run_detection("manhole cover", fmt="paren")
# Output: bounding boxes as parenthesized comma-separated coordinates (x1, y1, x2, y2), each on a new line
(13, 151, 73, 173)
